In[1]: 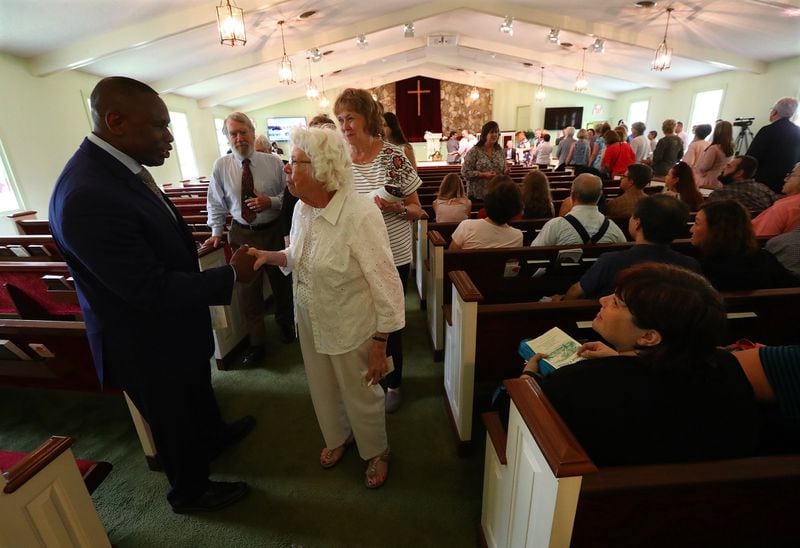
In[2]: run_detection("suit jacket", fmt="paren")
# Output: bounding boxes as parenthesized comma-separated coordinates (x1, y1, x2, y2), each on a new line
(49, 138, 234, 388)
(747, 117, 800, 193)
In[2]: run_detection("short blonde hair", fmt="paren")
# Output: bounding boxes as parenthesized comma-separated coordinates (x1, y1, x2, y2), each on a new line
(289, 126, 353, 192)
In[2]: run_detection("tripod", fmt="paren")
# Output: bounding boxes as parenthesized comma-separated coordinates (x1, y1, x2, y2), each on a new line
(735, 125, 754, 155)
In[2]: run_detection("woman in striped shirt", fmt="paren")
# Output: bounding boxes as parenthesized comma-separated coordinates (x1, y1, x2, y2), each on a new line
(334, 88, 424, 414)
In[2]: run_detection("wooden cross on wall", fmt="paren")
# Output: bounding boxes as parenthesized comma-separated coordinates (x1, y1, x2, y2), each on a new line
(407, 79, 431, 116)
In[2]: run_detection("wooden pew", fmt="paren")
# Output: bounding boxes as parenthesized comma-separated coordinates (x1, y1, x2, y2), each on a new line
(0, 318, 159, 471)
(481, 378, 800, 548)
(445, 269, 800, 446)
(0, 235, 65, 261)
(0, 435, 112, 547)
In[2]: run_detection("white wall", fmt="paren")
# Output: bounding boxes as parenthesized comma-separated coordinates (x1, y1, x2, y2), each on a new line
(0, 52, 228, 233)
(610, 56, 800, 136)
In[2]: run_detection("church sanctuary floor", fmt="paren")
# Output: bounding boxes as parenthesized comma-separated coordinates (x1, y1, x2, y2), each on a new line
(0, 283, 485, 547)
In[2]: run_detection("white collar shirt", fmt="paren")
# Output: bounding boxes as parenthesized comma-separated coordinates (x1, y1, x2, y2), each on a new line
(281, 188, 405, 355)
(206, 151, 286, 236)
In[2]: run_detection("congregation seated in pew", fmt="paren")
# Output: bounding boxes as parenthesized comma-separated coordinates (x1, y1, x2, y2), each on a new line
(531, 173, 626, 246)
(691, 199, 797, 291)
(518, 263, 760, 467)
(431, 172, 471, 223)
(449, 178, 523, 250)
(475, 175, 523, 222)
(751, 161, 800, 237)
(562, 194, 699, 300)
(520, 170, 555, 219)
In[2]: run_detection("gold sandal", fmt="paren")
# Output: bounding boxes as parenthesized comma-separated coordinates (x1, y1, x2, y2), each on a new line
(319, 434, 355, 469)
(365, 447, 391, 489)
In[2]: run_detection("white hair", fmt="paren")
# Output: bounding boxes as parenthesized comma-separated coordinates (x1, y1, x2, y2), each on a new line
(289, 126, 353, 192)
(222, 112, 255, 136)
(254, 134, 269, 150)
(565, 126, 575, 137)
(773, 97, 799, 120)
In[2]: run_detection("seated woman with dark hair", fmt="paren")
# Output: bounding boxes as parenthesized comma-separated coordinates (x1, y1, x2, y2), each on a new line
(520, 170, 554, 219)
(522, 263, 759, 467)
(449, 177, 523, 250)
(662, 161, 703, 212)
(691, 199, 796, 291)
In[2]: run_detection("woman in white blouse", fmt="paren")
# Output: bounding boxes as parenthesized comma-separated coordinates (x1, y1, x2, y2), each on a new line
(249, 126, 404, 489)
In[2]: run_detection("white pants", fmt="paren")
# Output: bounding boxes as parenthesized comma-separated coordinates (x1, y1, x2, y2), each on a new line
(296, 305, 388, 460)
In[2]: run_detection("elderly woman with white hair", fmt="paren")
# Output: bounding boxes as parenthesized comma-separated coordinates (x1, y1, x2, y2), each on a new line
(248, 126, 404, 489)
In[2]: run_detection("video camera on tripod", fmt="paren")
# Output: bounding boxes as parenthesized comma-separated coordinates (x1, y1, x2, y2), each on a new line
(733, 117, 756, 154)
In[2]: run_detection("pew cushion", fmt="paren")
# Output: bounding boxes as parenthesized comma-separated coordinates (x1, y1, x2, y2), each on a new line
(0, 450, 112, 495)
(0, 275, 81, 316)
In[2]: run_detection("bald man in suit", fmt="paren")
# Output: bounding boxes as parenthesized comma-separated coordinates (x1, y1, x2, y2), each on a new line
(49, 76, 255, 513)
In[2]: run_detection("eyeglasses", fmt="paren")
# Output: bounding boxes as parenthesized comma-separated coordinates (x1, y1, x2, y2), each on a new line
(289, 159, 312, 166)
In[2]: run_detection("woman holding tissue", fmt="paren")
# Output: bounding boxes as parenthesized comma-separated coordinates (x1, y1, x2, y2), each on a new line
(334, 88, 423, 413)
(249, 126, 404, 488)
(520, 263, 758, 466)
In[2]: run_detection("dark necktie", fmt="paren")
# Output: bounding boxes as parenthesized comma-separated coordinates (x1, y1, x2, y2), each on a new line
(241, 158, 256, 223)
(138, 168, 176, 220)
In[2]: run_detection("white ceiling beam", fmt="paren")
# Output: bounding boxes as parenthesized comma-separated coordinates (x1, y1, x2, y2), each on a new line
(27, 0, 271, 76)
(469, 0, 768, 73)
(458, 37, 672, 90)
(198, 40, 426, 108)
(153, 3, 459, 93)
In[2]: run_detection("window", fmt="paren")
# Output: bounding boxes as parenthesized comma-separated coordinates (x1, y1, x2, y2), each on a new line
(168, 111, 199, 179)
(627, 100, 649, 128)
(689, 89, 724, 130)
(215, 118, 229, 157)
(0, 140, 22, 212)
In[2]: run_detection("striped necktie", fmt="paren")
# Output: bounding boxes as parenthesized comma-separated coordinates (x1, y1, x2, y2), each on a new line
(137, 168, 176, 220)
(241, 158, 256, 223)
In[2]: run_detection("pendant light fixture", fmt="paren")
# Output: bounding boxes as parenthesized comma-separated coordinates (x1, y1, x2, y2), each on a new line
(469, 72, 480, 101)
(277, 21, 295, 85)
(574, 47, 589, 92)
(216, 0, 246, 46)
(305, 58, 319, 100)
(318, 74, 330, 109)
(652, 8, 674, 71)
(535, 66, 546, 101)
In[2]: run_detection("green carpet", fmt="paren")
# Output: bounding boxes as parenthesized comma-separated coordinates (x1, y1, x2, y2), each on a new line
(0, 286, 485, 547)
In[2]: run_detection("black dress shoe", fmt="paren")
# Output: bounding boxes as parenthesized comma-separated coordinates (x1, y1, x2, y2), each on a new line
(171, 481, 250, 514)
(241, 345, 265, 367)
(210, 415, 256, 459)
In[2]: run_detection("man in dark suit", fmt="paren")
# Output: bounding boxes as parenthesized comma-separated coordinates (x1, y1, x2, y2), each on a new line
(747, 97, 800, 193)
(49, 76, 256, 513)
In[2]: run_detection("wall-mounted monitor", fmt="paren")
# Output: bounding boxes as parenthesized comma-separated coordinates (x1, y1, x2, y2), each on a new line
(266, 117, 307, 142)
(543, 107, 583, 130)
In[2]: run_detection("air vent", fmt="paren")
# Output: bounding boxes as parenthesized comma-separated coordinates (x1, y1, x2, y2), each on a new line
(635, 1, 657, 7)
(299, 10, 317, 19)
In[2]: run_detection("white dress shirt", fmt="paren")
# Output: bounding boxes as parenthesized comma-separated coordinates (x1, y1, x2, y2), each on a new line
(206, 151, 286, 236)
(281, 188, 405, 355)
(630, 135, 651, 163)
(531, 205, 627, 246)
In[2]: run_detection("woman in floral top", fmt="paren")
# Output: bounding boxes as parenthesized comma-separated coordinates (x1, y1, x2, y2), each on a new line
(334, 88, 423, 415)
(461, 121, 508, 199)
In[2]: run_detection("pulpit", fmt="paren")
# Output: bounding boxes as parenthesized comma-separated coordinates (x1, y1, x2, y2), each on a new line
(424, 132, 443, 161)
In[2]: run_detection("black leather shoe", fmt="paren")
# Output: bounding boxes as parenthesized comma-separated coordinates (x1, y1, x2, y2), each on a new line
(279, 324, 296, 344)
(171, 481, 250, 514)
(241, 345, 265, 367)
(210, 415, 256, 459)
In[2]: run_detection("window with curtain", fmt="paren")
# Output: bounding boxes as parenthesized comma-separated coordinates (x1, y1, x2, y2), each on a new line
(689, 89, 724, 130)
(215, 118, 229, 157)
(0, 141, 22, 212)
(168, 111, 199, 180)
(627, 100, 649, 128)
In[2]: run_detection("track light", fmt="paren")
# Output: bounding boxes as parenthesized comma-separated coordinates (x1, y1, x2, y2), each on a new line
(356, 34, 368, 49)
(308, 48, 322, 62)
(547, 28, 560, 44)
(499, 16, 514, 36)
(591, 38, 605, 53)
(403, 22, 415, 38)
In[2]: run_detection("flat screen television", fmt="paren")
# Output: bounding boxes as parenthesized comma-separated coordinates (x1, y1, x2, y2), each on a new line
(266, 117, 307, 142)
(543, 107, 583, 130)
